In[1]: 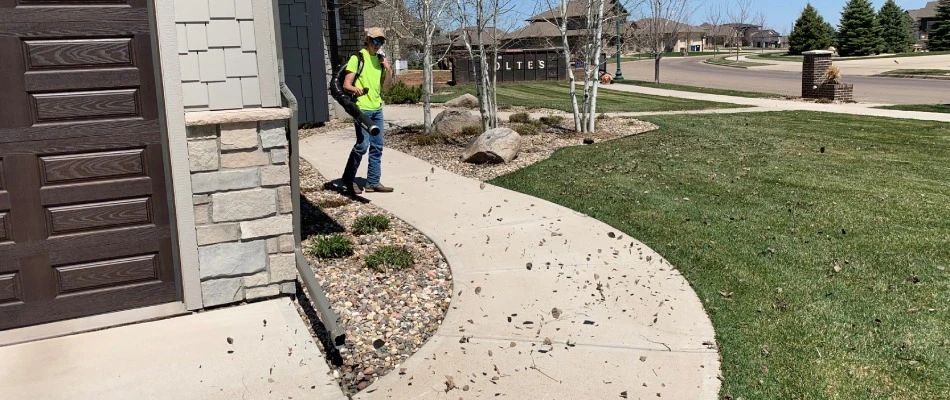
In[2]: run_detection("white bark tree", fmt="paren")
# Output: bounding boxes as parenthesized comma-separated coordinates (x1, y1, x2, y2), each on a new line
(455, 0, 504, 131)
(704, 3, 724, 54)
(755, 10, 767, 53)
(633, 0, 695, 84)
(728, 0, 754, 61)
(403, 0, 453, 134)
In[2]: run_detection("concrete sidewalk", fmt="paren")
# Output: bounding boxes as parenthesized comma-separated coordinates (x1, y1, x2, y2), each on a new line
(0, 299, 346, 400)
(300, 132, 720, 399)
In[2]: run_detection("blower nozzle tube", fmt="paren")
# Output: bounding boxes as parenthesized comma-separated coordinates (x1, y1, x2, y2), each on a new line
(330, 64, 380, 136)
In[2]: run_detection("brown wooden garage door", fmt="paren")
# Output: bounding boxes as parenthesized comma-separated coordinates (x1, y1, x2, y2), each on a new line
(0, 0, 178, 330)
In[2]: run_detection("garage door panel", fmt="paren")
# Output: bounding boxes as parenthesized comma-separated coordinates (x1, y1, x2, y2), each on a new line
(40, 177, 152, 206)
(46, 197, 152, 235)
(40, 148, 146, 184)
(54, 253, 159, 295)
(25, 38, 134, 70)
(0, 212, 8, 241)
(0, 130, 157, 155)
(0, 0, 179, 329)
(32, 89, 141, 123)
(0, 280, 176, 331)
(0, 119, 158, 145)
(0, 273, 22, 305)
(25, 68, 140, 92)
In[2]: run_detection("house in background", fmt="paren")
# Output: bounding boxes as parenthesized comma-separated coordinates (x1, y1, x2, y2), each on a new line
(502, 0, 628, 57)
(0, 0, 361, 343)
(749, 28, 785, 48)
(909, 1, 941, 48)
(631, 18, 708, 53)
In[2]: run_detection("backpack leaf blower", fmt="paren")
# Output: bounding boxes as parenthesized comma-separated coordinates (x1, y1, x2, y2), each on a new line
(330, 53, 381, 136)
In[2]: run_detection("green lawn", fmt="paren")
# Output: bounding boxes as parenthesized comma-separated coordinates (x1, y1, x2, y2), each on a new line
(875, 104, 950, 113)
(705, 56, 771, 68)
(492, 111, 950, 399)
(431, 82, 741, 113)
(750, 51, 950, 62)
(614, 79, 786, 99)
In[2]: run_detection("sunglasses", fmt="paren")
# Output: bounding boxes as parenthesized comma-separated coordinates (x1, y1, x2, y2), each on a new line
(371, 37, 386, 46)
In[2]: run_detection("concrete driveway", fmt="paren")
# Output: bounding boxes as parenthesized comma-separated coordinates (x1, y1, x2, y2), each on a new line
(619, 56, 950, 104)
(0, 299, 345, 400)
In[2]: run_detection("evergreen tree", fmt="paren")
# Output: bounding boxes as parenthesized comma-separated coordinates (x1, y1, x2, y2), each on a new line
(838, 0, 884, 56)
(824, 21, 839, 49)
(878, 0, 913, 53)
(929, 0, 950, 50)
(787, 4, 833, 55)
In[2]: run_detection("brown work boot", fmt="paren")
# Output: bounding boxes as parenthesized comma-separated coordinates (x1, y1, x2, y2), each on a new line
(364, 184, 394, 193)
(343, 180, 362, 195)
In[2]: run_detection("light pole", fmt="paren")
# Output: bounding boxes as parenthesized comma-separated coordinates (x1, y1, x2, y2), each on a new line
(614, 2, 624, 80)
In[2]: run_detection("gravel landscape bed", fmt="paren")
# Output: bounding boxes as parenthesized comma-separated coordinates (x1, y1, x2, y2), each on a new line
(387, 113, 658, 181)
(293, 137, 451, 395)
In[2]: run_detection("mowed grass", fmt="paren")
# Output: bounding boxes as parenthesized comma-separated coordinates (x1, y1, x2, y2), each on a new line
(431, 82, 741, 113)
(705, 56, 772, 68)
(491, 111, 950, 399)
(875, 104, 950, 114)
(615, 79, 785, 99)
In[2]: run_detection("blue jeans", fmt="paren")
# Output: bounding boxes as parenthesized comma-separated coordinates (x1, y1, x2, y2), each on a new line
(341, 109, 385, 186)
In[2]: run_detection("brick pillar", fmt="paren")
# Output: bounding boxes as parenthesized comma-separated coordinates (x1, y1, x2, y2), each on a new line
(802, 50, 832, 99)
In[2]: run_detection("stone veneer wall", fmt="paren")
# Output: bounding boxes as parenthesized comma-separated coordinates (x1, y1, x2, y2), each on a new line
(186, 120, 297, 307)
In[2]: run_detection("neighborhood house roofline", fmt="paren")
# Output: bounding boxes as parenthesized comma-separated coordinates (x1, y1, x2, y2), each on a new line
(528, 0, 626, 21)
(908, 1, 938, 20)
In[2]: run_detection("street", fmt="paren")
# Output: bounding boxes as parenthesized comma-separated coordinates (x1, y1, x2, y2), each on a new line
(618, 56, 950, 105)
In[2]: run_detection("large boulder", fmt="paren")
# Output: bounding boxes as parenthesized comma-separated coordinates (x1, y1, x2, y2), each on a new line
(432, 108, 481, 135)
(444, 93, 479, 108)
(460, 128, 521, 164)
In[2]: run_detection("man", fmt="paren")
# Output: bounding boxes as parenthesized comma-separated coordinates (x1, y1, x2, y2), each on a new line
(340, 27, 393, 194)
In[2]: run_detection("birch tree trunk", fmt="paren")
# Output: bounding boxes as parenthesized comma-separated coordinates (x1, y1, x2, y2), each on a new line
(585, 0, 606, 133)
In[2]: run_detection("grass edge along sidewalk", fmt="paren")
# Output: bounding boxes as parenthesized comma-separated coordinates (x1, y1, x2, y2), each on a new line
(491, 111, 950, 400)
(874, 103, 950, 113)
(430, 82, 742, 113)
(614, 79, 787, 99)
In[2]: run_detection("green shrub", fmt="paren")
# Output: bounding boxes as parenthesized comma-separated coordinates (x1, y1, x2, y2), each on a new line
(539, 115, 564, 126)
(512, 123, 541, 136)
(410, 133, 449, 146)
(352, 214, 391, 235)
(310, 234, 354, 258)
(460, 125, 483, 137)
(365, 246, 415, 271)
(383, 81, 422, 104)
(508, 112, 531, 123)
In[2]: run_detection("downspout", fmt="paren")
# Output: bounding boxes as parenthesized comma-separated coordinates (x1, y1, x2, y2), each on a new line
(271, 0, 346, 350)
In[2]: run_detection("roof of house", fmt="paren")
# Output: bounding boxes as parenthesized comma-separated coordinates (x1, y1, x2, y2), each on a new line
(749, 29, 782, 39)
(433, 27, 505, 46)
(908, 1, 939, 20)
(503, 21, 596, 40)
(527, 0, 626, 22)
(634, 17, 704, 34)
(699, 22, 736, 36)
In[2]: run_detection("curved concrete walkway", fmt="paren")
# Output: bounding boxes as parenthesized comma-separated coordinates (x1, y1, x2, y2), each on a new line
(300, 130, 720, 399)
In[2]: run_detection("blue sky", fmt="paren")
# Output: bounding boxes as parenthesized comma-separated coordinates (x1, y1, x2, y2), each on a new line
(504, 0, 933, 35)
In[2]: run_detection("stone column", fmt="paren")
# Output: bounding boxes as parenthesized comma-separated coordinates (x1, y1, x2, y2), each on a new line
(801, 50, 832, 99)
